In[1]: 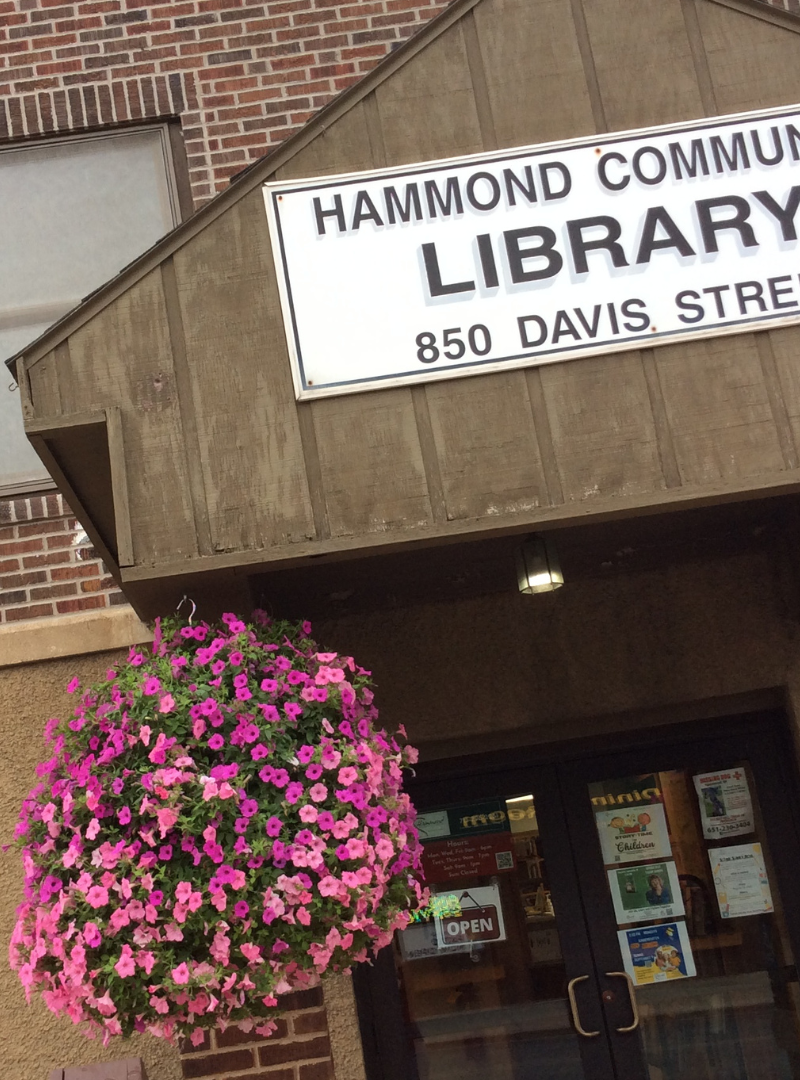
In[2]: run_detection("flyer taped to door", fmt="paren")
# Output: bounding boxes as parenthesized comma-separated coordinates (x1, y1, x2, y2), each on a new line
(618, 922, 697, 985)
(693, 769, 754, 840)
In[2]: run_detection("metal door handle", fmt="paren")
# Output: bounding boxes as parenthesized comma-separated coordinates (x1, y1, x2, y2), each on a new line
(605, 971, 639, 1032)
(567, 975, 600, 1037)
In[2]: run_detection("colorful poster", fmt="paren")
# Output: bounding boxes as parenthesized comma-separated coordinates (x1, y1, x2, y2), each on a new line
(618, 922, 696, 985)
(434, 885, 507, 949)
(422, 832, 515, 884)
(693, 769, 754, 840)
(709, 843, 774, 918)
(595, 803, 672, 865)
(608, 861, 685, 924)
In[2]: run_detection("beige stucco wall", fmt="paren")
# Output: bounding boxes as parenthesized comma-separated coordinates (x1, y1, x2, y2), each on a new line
(0, 616, 182, 1080)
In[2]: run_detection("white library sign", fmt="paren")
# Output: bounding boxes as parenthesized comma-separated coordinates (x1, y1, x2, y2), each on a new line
(263, 104, 800, 400)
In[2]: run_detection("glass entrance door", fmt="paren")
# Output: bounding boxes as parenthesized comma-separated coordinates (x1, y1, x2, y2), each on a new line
(354, 713, 800, 1080)
(559, 721, 800, 1080)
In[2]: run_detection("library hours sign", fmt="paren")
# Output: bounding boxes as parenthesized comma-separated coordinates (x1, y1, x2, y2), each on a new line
(264, 104, 800, 400)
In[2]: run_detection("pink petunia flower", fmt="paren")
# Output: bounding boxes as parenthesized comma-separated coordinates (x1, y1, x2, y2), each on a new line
(159, 694, 175, 714)
(309, 784, 328, 803)
(171, 962, 190, 985)
(86, 886, 109, 909)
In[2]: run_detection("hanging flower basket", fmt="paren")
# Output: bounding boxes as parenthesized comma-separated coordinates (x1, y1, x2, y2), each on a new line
(9, 611, 426, 1046)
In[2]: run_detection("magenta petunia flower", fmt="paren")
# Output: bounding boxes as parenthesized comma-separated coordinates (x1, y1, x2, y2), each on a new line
(285, 782, 303, 804)
(158, 844, 173, 861)
(234, 901, 249, 918)
(305, 763, 323, 781)
(142, 677, 161, 696)
(265, 816, 282, 837)
(118, 806, 131, 825)
(229, 651, 244, 666)
(241, 799, 259, 818)
(208, 734, 224, 751)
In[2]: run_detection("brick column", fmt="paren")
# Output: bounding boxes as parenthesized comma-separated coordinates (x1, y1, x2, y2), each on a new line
(0, 493, 127, 623)
(179, 988, 334, 1080)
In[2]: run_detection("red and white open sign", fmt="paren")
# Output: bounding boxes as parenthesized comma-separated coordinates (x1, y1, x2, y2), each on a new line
(434, 885, 507, 948)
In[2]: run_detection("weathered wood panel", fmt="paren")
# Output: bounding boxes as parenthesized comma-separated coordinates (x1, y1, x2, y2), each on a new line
(539, 352, 665, 501)
(583, 0, 705, 131)
(26, 349, 62, 419)
(274, 100, 377, 182)
(172, 188, 315, 554)
(654, 334, 785, 485)
(474, 0, 596, 148)
(375, 22, 485, 165)
(311, 388, 433, 537)
(425, 371, 550, 519)
(64, 269, 198, 564)
(766, 326, 800, 462)
(698, 1, 800, 114)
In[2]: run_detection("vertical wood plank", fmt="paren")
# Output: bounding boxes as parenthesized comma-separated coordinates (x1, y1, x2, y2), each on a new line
(654, 335, 785, 485)
(425, 371, 550, 520)
(22, 349, 62, 420)
(763, 325, 800, 467)
(640, 350, 682, 489)
(411, 386, 448, 525)
(172, 187, 315, 553)
(65, 268, 199, 564)
(311, 388, 433, 537)
(161, 256, 214, 557)
(697, 0, 800, 113)
(678, 0, 719, 115)
(105, 406, 135, 567)
(274, 101, 377, 182)
(474, 0, 596, 148)
(540, 352, 665, 502)
(582, 0, 705, 131)
(375, 22, 484, 165)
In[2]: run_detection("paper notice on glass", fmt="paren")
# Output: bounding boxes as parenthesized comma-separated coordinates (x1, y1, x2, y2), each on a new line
(608, 860, 685, 925)
(595, 803, 672, 865)
(618, 921, 696, 985)
(693, 769, 754, 840)
(709, 843, 774, 918)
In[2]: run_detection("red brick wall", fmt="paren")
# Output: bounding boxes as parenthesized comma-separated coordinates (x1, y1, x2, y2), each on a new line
(0, 0, 452, 204)
(179, 988, 335, 1080)
(0, 493, 125, 624)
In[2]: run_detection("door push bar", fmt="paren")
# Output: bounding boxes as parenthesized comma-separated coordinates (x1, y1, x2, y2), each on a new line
(567, 975, 599, 1037)
(605, 971, 640, 1033)
(567, 972, 640, 1037)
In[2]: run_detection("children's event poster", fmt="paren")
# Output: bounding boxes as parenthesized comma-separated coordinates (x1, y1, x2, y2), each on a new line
(595, 802, 672, 866)
(608, 860, 685, 924)
(693, 769, 754, 840)
(618, 922, 696, 985)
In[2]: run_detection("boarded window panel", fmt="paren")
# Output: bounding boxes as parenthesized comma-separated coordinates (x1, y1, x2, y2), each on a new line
(1, 127, 180, 493)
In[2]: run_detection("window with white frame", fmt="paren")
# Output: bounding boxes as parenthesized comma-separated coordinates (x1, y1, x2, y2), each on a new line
(1, 125, 183, 497)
